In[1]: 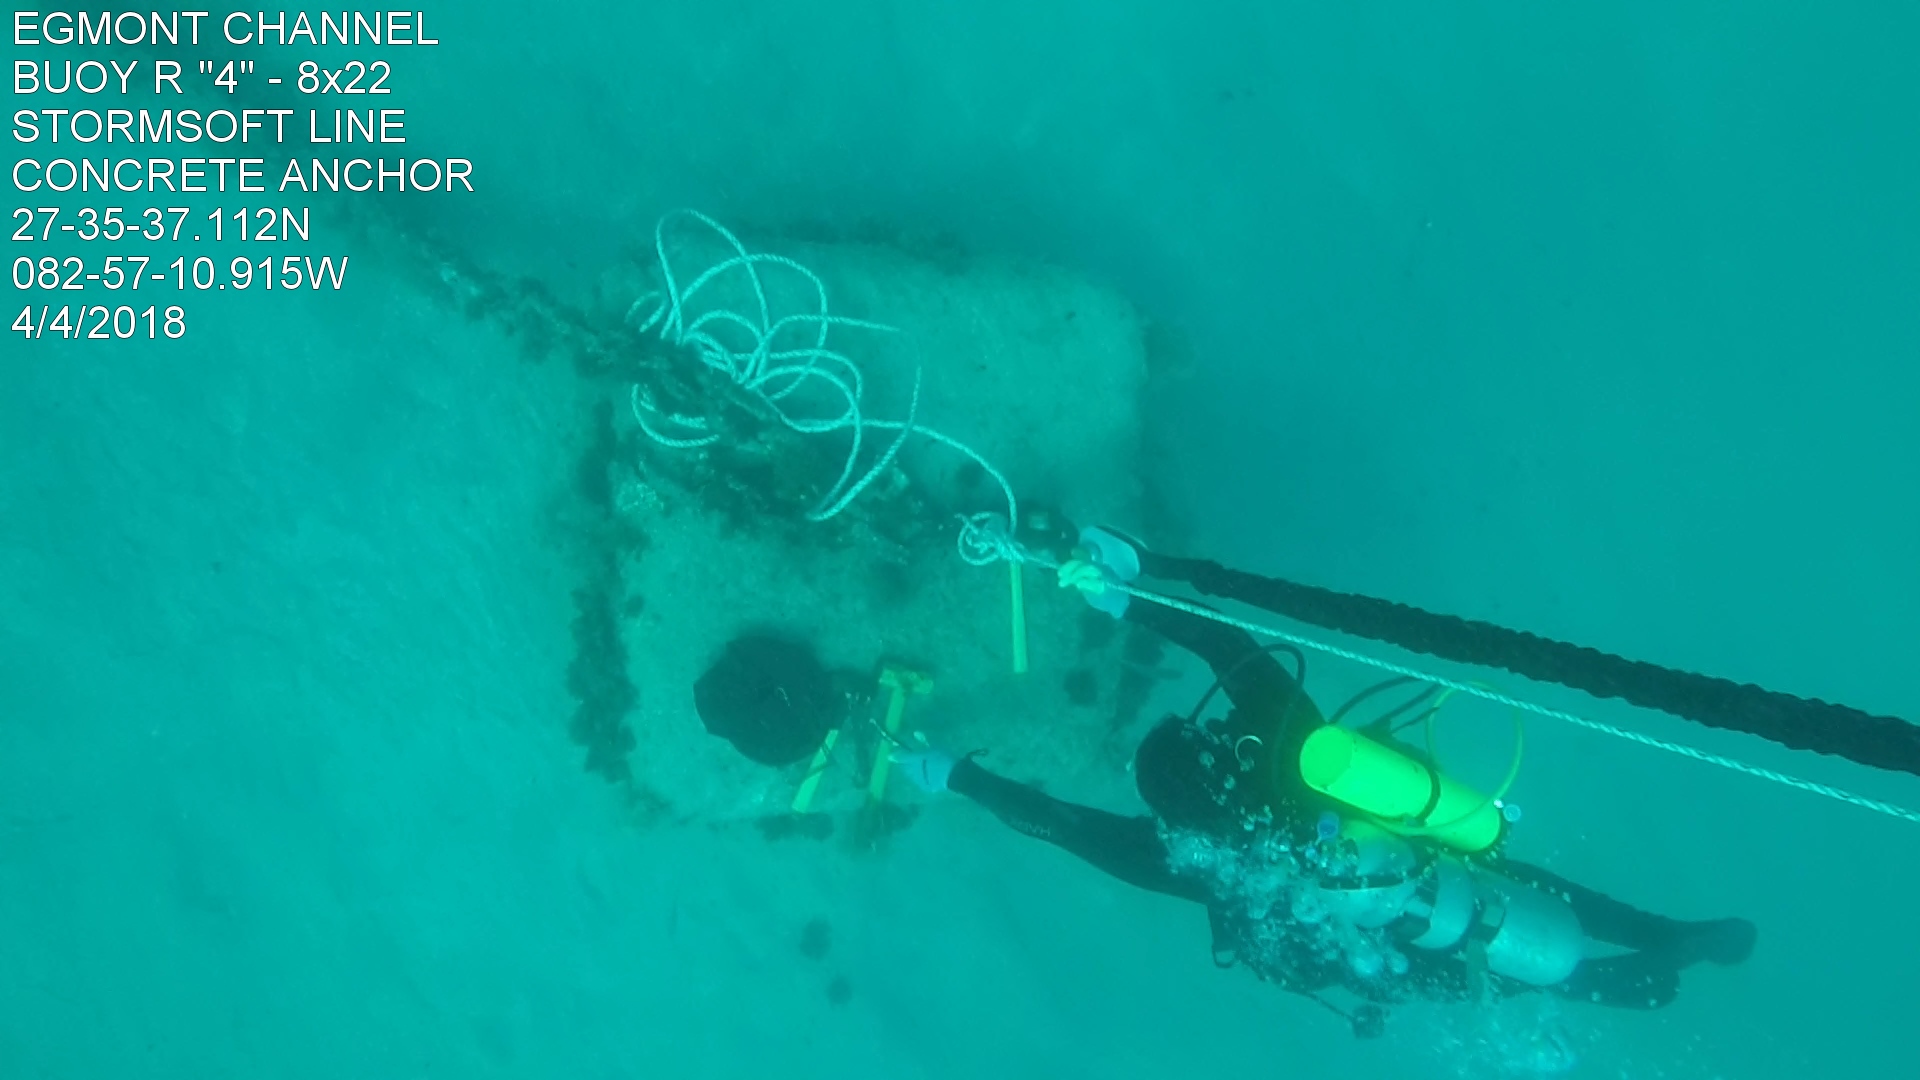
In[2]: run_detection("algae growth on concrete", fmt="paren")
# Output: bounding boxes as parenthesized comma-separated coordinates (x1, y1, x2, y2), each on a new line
(593, 214, 1163, 829)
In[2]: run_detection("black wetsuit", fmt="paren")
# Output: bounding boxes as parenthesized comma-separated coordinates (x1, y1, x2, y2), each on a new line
(950, 560, 1743, 1014)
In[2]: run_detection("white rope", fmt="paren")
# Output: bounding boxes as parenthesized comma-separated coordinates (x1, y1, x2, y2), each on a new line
(627, 211, 1019, 555)
(1000, 541, 1920, 826)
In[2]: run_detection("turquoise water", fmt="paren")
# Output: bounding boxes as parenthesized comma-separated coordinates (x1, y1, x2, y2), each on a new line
(4, 3, 1917, 1078)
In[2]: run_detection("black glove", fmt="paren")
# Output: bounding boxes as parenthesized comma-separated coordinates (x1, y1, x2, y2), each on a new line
(1349, 1003, 1388, 1040)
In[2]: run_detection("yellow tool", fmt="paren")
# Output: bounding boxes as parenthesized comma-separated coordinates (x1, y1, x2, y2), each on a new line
(1008, 562, 1029, 674)
(867, 664, 933, 803)
(789, 727, 841, 814)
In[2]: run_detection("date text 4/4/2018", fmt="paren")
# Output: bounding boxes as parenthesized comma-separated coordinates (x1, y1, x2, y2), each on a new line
(14, 304, 187, 340)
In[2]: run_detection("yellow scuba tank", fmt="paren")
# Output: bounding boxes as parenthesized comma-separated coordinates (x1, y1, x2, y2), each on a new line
(1297, 725, 1505, 853)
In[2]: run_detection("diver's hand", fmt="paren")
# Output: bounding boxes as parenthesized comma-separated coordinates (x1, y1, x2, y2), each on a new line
(890, 746, 957, 793)
(1057, 558, 1130, 618)
(1349, 1003, 1387, 1039)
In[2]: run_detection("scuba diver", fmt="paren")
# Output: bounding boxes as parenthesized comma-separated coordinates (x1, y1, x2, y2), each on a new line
(894, 525, 1758, 1036)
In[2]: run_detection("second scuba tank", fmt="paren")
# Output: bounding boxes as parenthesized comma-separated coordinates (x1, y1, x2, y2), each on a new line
(1316, 822, 1586, 988)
